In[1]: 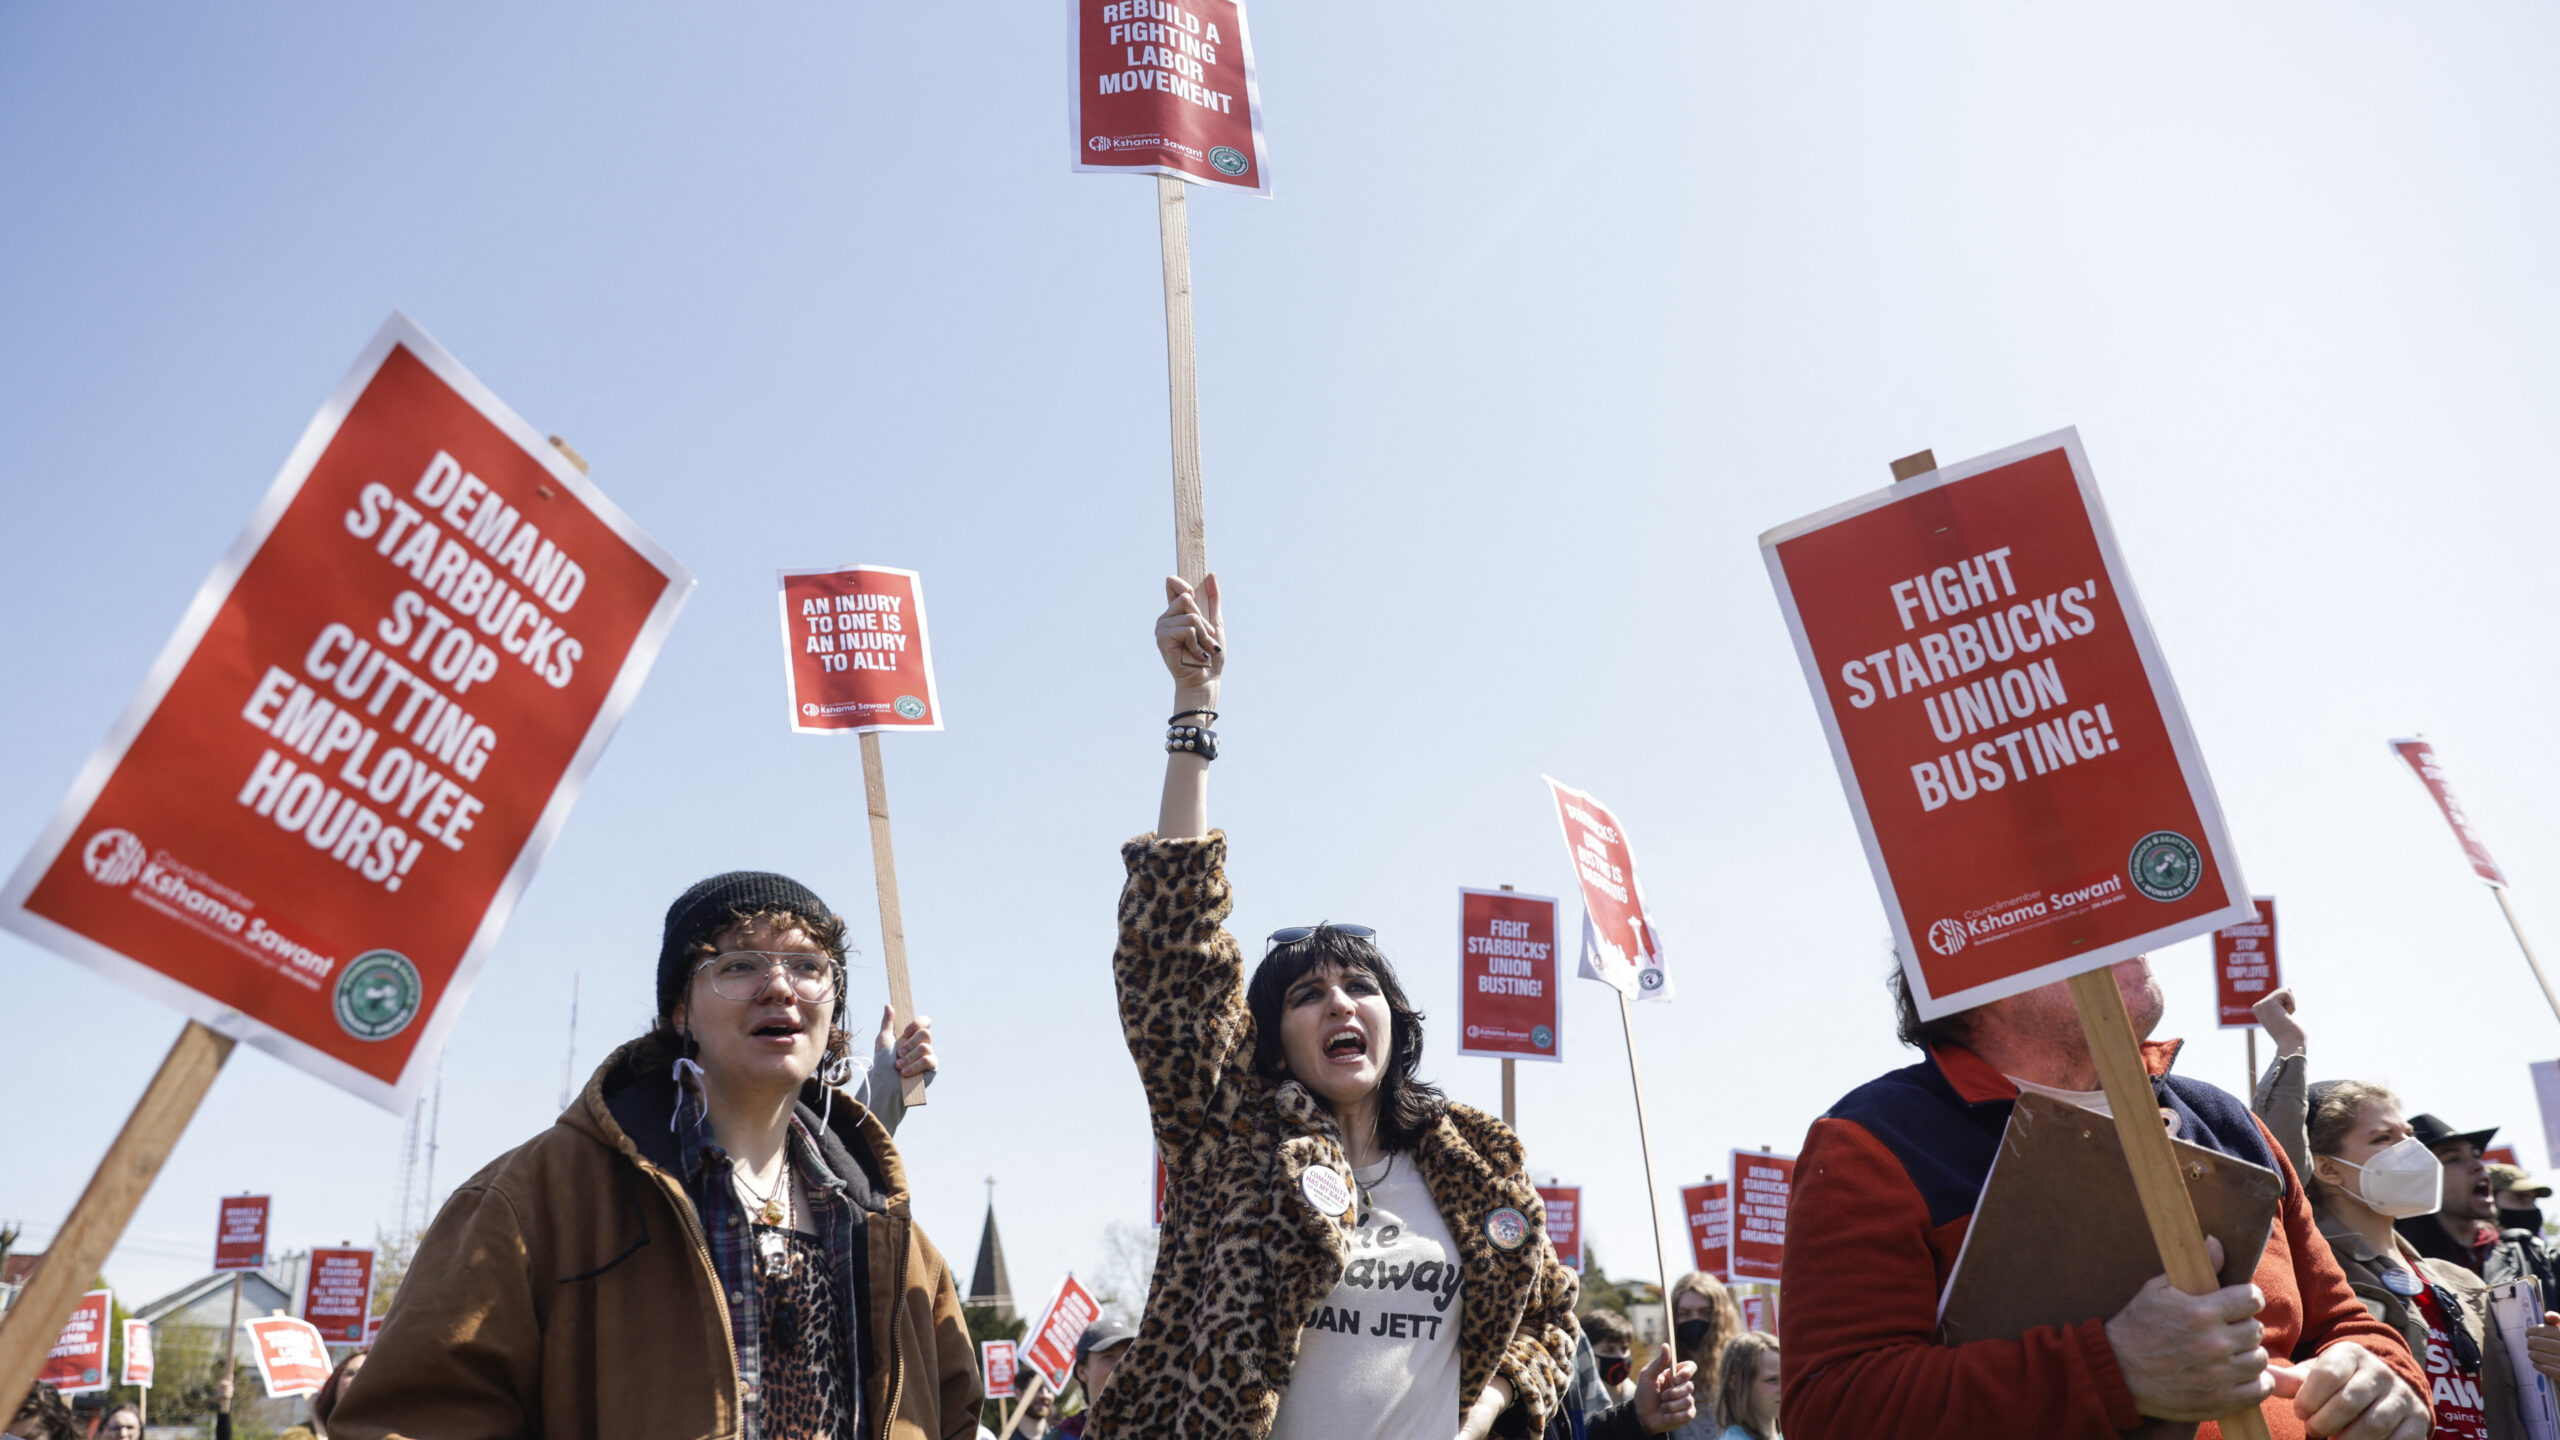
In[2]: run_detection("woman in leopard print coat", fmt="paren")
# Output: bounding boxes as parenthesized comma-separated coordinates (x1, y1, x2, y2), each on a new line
(1090, 575, 1580, 1440)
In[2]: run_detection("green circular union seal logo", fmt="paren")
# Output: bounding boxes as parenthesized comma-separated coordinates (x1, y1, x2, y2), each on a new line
(1531, 1025, 1554, 1050)
(2128, 831, 2203, 902)
(892, 695, 928, 720)
(1207, 146, 1249, 176)
(335, 949, 422, 1041)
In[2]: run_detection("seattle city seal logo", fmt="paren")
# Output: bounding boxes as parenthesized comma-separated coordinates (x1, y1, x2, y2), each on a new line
(2128, 830, 2203, 901)
(82, 828, 147, 886)
(1927, 918, 1968, 956)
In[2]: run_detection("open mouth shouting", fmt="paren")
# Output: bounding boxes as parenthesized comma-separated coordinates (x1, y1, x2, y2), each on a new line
(751, 1013, 810, 1047)
(1324, 1025, 1370, 1065)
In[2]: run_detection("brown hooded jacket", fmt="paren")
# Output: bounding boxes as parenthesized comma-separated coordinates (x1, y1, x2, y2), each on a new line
(329, 1040, 978, 1440)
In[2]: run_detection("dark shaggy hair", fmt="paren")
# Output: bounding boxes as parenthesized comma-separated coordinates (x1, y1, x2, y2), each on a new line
(1889, 955, 1976, 1051)
(1245, 926, 1448, 1153)
(629, 904, 852, 1078)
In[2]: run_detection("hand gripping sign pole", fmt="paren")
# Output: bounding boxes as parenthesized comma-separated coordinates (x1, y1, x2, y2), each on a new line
(1069, 0, 1272, 585)
(1542, 778, 1677, 1342)
(2388, 738, 2560, 1028)
(0, 315, 693, 1422)
(1763, 437, 2267, 1440)
(778, 566, 948, 1107)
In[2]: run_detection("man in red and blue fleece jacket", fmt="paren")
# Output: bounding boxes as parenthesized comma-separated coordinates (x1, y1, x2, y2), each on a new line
(1782, 958, 2428, 1440)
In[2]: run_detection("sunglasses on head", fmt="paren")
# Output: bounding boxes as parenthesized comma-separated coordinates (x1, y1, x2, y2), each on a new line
(1265, 923, 1376, 956)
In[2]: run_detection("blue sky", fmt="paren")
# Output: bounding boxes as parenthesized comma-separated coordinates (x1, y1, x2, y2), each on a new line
(6, 3, 2560, 1309)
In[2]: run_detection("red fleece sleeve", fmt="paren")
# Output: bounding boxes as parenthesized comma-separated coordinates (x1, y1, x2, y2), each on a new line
(1781, 1116, 2142, 1440)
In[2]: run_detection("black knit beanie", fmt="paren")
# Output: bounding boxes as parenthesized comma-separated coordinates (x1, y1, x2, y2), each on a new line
(657, 871, 839, 1020)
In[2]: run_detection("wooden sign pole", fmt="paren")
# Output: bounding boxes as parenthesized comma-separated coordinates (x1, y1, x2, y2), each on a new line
(1614, 992, 1678, 1345)
(859, 729, 926, 1107)
(0, 1021, 233, 1420)
(1156, 174, 1208, 585)
(218, 1272, 242, 1415)
(2245, 1026, 2258, 1097)
(2068, 970, 2274, 1440)
(1887, 451, 2268, 1439)
(2491, 889, 2560, 1029)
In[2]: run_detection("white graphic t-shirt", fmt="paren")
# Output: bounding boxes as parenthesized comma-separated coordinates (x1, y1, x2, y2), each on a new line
(1272, 1156, 1466, 1440)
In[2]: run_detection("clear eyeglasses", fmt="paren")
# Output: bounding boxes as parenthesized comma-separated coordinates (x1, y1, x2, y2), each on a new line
(696, 950, 838, 1002)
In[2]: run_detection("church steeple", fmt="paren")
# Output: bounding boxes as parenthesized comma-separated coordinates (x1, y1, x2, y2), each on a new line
(968, 1176, 1014, 1320)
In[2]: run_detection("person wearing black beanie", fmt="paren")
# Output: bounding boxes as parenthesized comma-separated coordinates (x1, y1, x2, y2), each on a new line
(333, 871, 980, 1440)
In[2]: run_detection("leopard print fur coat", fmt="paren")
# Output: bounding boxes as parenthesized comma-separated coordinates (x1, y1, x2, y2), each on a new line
(1090, 832, 1580, 1440)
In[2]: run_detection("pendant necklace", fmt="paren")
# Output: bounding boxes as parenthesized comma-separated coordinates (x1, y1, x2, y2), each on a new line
(1353, 1156, 1393, 1228)
(736, 1161, 789, 1226)
(738, 1163, 795, 1280)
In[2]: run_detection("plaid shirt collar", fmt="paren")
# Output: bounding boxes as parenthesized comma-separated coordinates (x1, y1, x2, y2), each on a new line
(674, 1085, 866, 1440)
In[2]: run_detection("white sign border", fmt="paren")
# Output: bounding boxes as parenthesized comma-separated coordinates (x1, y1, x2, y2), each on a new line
(1541, 776, 1675, 1004)
(775, 564, 948, 737)
(1454, 886, 1564, 1064)
(1757, 426, 2253, 1020)
(300, 1244, 379, 1347)
(1726, 1148, 1799, 1287)
(0, 311, 696, 1112)
(2211, 894, 2279, 1032)
(1015, 1272, 1101, 1395)
(1065, 0, 1273, 197)
(120, 1317, 154, 1390)
(244, 1314, 333, 1399)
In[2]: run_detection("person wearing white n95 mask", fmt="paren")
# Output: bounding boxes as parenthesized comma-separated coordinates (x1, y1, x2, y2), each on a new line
(2326, 1133, 2445, 1219)
(2305, 1079, 2560, 1440)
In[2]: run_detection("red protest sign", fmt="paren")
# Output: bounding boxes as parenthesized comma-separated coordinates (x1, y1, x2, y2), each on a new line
(2390, 739, 2507, 887)
(1729, 1151, 1797, 1284)
(214, 1195, 271, 1272)
(982, 1339, 1019, 1400)
(37, 1289, 111, 1396)
(246, 1315, 334, 1398)
(1152, 1147, 1167, 1227)
(120, 1319, 154, 1389)
(1018, 1275, 1102, 1393)
(1536, 1185, 1582, 1272)
(1457, 888, 1561, 1061)
(1543, 779, 1672, 1001)
(2487, 1145, 2521, 1168)
(302, 1246, 376, 1344)
(1740, 1294, 1769, 1334)
(0, 315, 693, 1109)
(1071, 0, 1270, 195)
(777, 566, 942, 735)
(1680, 1180, 1729, 1280)
(2214, 897, 2280, 1030)
(1761, 429, 2252, 1017)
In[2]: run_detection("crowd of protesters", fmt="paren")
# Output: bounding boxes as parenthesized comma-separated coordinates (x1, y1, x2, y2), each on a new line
(27, 569, 2532, 1440)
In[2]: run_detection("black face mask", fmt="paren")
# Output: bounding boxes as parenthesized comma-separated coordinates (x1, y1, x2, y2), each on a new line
(1675, 1318, 1714, 1354)
(1598, 1353, 1632, 1388)
(2500, 1205, 2544, 1234)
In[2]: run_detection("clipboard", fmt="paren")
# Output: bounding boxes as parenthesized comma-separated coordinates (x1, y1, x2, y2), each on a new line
(1938, 1093, 2284, 1436)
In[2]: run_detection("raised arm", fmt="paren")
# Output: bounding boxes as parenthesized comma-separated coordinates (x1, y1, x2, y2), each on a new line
(1155, 573, 1221, 838)
(1117, 574, 1249, 1163)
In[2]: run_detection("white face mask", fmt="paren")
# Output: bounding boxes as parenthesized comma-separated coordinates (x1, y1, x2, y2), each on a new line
(2328, 1136, 2445, 1219)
